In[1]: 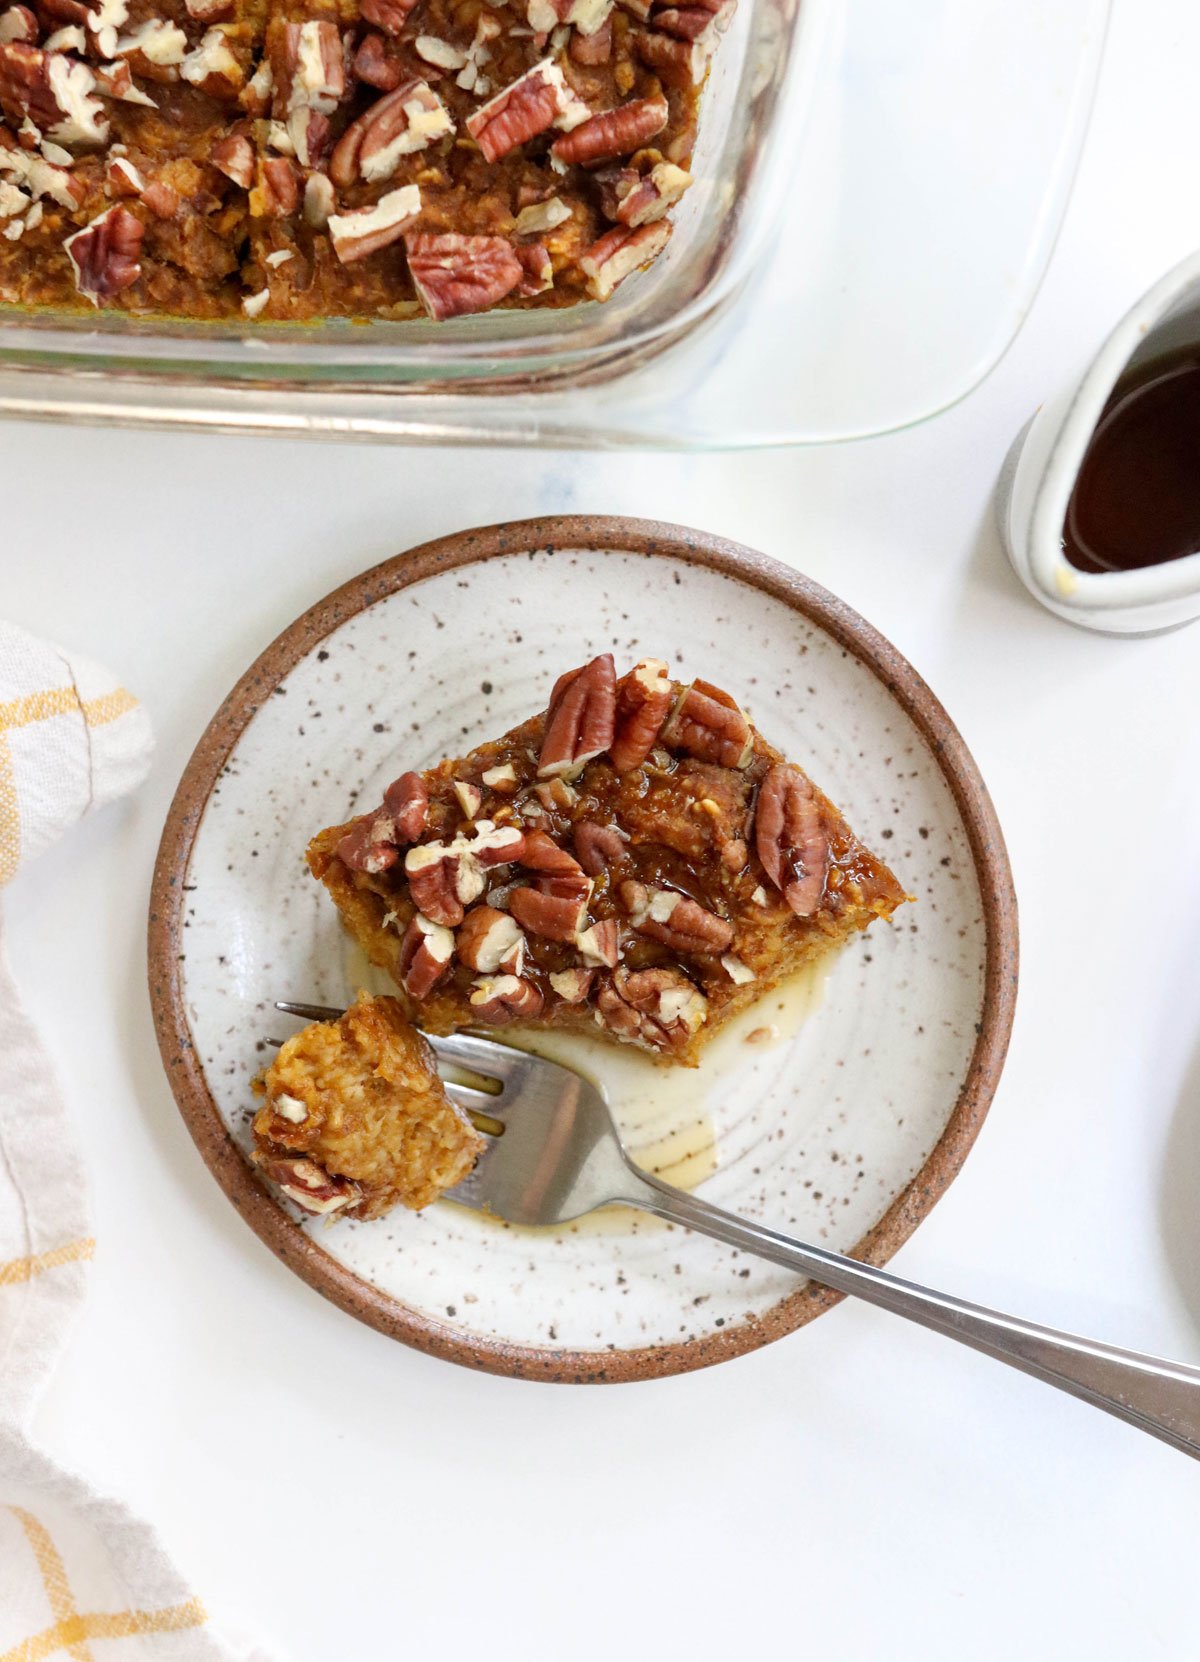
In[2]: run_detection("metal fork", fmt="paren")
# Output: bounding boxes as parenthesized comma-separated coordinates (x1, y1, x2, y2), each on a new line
(276, 1000, 1200, 1457)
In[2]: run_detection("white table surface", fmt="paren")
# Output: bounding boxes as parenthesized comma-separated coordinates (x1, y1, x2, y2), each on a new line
(6, 0, 1200, 1654)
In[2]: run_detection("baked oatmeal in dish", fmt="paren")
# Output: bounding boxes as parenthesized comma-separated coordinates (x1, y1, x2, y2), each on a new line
(252, 991, 484, 1216)
(308, 656, 907, 1065)
(0, 0, 730, 319)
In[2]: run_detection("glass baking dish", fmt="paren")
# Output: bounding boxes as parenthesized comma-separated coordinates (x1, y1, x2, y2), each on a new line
(0, 0, 1110, 446)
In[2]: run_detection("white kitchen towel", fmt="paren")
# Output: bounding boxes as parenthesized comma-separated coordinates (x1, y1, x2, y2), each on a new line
(0, 620, 269, 1661)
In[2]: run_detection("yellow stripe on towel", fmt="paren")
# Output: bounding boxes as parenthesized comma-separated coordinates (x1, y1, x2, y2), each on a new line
(0, 1239, 95, 1287)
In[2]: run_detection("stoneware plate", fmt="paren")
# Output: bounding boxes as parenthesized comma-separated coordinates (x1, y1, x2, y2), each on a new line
(149, 517, 1018, 1383)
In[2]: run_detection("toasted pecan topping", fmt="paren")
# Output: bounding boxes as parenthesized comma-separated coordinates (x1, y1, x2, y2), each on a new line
(550, 93, 666, 165)
(537, 652, 616, 779)
(406, 230, 524, 321)
(398, 912, 455, 997)
(754, 764, 830, 919)
(63, 203, 141, 303)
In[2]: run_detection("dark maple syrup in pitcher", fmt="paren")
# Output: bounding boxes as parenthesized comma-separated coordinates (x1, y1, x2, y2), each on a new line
(1063, 347, 1200, 573)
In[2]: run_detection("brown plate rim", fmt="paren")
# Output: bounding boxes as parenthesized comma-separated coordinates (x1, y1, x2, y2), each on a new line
(148, 514, 1019, 1384)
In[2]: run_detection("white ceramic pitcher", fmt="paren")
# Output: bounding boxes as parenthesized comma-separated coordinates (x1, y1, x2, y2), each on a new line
(997, 249, 1200, 634)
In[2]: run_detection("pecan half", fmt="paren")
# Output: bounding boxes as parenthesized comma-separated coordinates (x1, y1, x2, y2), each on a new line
(469, 973, 544, 1022)
(595, 966, 707, 1053)
(257, 1153, 360, 1215)
(329, 79, 452, 188)
(457, 905, 526, 974)
(405, 229, 523, 320)
(573, 819, 628, 876)
(63, 204, 141, 304)
(465, 57, 588, 163)
(550, 94, 666, 166)
(353, 31, 402, 90)
(328, 181, 420, 262)
(610, 656, 672, 770)
(0, 43, 107, 142)
(580, 218, 669, 300)
(549, 966, 595, 1004)
(383, 771, 429, 840)
(754, 763, 829, 918)
(537, 652, 616, 779)
(620, 878, 733, 953)
(662, 678, 752, 768)
(361, 0, 419, 37)
(576, 917, 620, 967)
(632, 26, 706, 85)
(0, 8, 37, 44)
(212, 128, 253, 187)
(398, 912, 455, 998)
(614, 159, 690, 225)
(405, 841, 483, 927)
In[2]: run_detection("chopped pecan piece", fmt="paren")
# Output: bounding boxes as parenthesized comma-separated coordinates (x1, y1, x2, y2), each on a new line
(613, 160, 690, 225)
(456, 905, 525, 973)
(330, 79, 452, 188)
(180, 26, 243, 97)
(405, 841, 482, 927)
(360, 0, 419, 37)
(92, 58, 154, 106)
(509, 830, 592, 942)
(113, 19, 188, 75)
(550, 94, 666, 166)
(0, 43, 107, 143)
(469, 821, 526, 866)
(481, 762, 518, 792)
(549, 966, 595, 1004)
(754, 763, 829, 919)
(509, 881, 590, 943)
(328, 181, 420, 263)
(273, 18, 345, 163)
(573, 820, 629, 876)
(514, 194, 570, 235)
(258, 1153, 361, 1215)
(610, 656, 672, 770)
(335, 813, 400, 874)
(468, 974, 544, 1022)
(239, 55, 272, 114)
(303, 168, 334, 227)
(576, 917, 620, 967)
(537, 652, 616, 778)
(620, 879, 733, 952)
(595, 966, 707, 1053)
(398, 912, 455, 998)
(211, 129, 253, 188)
(570, 15, 611, 62)
(353, 31, 403, 90)
(465, 57, 588, 163)
(662, 678, 752, 768)
(514, 241, 552, 296)
(405, 230, 523, 321)
(186, 0, 234, 21)
(413, 34, 466, 71)
(384, 770, 430, 840)
(580, 219, 669, 300)
(63, 203, 141, 304)
(251, 154, 299, 216)
(105, 153, 143, 195)
(139, 176, 178, 218)
(0, 8, 37, 44)
(634, 2, 731, 82)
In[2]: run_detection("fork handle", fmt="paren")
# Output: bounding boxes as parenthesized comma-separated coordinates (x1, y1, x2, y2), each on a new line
(623, 1167, 1200, 1461)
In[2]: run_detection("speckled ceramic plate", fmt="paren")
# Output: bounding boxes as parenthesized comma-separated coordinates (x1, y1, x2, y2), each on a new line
(149, 517, 1017, 1382)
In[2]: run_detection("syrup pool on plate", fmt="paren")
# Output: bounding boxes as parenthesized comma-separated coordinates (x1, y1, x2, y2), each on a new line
(345, 938, 828, 1235)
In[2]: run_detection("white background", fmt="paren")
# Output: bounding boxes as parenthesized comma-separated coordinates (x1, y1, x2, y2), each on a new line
(6, 0, 1200, 1654)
